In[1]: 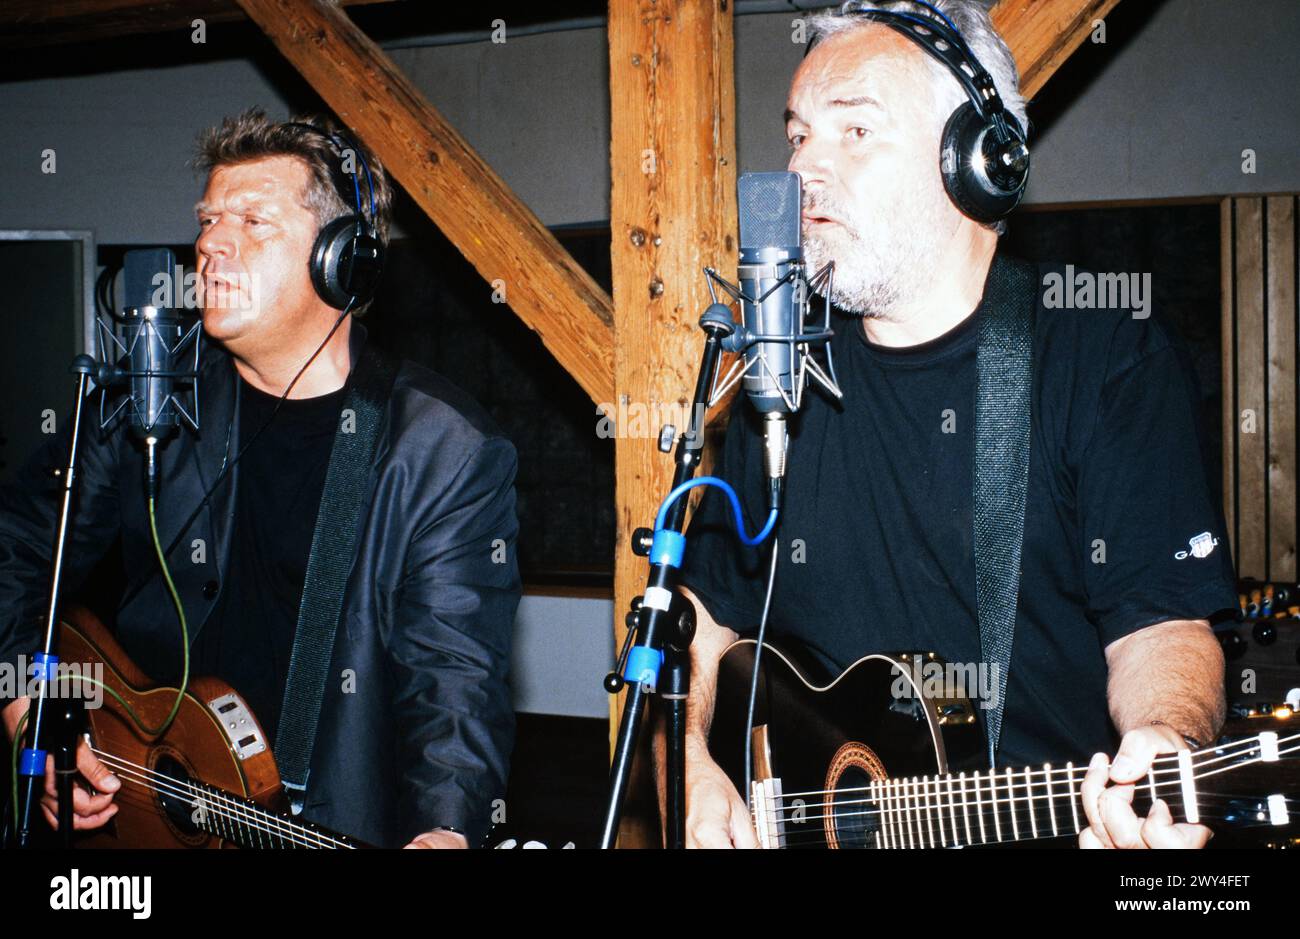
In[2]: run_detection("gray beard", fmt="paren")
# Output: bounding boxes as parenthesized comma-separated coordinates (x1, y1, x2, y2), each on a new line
(803, 225, 916, 319)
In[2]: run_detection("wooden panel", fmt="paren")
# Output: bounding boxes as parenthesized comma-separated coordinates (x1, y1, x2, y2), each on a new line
(990, 0, 1124, 99)
(1234, 198, 1266, 578)
(234, 0, 616, 405)
(1266, 196, 1297, 580)
(1221, 199, 1237, 566)
(608, 0, 738, 846)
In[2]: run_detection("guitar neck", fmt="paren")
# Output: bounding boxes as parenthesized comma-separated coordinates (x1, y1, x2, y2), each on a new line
(752, 732, 1298, 849)
(184, 778, 368, 849)
(867, 763, 1096, 848)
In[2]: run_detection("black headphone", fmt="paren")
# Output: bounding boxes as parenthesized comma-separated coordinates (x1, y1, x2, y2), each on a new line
(821, 2, 1030, 224)
(283, 121, 385, 310)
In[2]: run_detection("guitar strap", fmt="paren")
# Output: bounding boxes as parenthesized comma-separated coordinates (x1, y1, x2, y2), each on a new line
(275, 343, 397, 813)
(973, 257, 1038, 769)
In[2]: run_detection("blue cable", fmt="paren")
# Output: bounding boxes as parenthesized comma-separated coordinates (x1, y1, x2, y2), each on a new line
(361, 159, 377, 220)
(654, 476, 778, 547)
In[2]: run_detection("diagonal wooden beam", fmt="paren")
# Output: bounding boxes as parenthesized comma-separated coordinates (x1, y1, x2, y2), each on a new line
(991, 0, 1124, 99)
(235, 0, 615, 405)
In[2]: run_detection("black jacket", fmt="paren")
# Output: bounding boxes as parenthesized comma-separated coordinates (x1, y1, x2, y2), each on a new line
(0, 322, 521, 848)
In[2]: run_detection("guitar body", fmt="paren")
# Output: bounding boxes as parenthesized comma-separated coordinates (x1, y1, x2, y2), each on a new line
(54, 608, 365, 848)
(710, 640, 983, 849)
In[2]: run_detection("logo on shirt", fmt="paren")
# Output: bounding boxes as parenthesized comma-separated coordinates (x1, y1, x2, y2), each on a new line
(1174, 531, 1218, 560)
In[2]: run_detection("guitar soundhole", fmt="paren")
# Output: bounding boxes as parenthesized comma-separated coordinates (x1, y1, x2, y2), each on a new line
(830, 766, 876, 849)
(151, 752, 206, 843)
(824, 742, 888, 850)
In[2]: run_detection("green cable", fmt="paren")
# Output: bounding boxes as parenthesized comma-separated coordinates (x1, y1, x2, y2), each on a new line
(8, 495, 190, 834)
(10, 709, 27, 834)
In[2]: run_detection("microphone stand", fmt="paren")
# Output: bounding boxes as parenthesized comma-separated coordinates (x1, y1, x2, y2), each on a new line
(599, 304, 735, 850)
(14, 354, 105, 848)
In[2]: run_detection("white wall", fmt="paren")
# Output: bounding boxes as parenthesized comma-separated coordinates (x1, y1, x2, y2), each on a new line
(510, 595, 614, 718)
(3, 1, 1297, 246)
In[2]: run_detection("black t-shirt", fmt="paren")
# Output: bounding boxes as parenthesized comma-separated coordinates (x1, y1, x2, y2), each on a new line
(190, 376, 347, 750)
(680, 254, 1238, 768)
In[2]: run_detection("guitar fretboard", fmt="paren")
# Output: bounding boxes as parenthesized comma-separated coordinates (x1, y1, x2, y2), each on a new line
(866, 764, 1093, 848)
(186, 780, 362, 849)
(750, 732, 1296, 849)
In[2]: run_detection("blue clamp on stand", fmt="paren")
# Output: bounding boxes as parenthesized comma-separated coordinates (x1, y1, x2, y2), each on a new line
(649, 529, 685, 569)
(18, 652, 61, 776)
(623, 646, 665, 691)
(31, 651, 59, 684)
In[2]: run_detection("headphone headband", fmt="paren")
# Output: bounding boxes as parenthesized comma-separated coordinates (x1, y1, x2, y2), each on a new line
(828, 3, 1017, 140)
(278, 120, 385, 310)
(281, 120, 377, 225)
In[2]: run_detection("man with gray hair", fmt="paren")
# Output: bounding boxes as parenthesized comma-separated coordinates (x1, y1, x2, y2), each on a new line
(676, 1, 1235, 849)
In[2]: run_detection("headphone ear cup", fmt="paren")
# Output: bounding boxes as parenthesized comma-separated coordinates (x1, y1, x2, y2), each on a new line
(310, 215, 384, 310)
(940, 101, 1028, 225)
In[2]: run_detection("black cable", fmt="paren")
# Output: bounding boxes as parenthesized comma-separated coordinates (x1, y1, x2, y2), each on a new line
(114, 301, 356, 617)
(160, 300, 354, 560)
(743, 535, 781, 803)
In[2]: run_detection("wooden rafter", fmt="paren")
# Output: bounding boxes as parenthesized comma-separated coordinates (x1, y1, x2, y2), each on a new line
(991, 0, 1124, 99)
(232, 0, 615, 404)
(0, 0, 391, 49)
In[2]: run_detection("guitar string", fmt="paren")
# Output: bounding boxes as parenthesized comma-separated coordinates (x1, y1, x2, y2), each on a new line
(90, 756, 339, 849)
(777, 751, 1213, 800)
(768, 783, 1273, 824)
(88, 753, 338, 849)
(764, 792, 1300, 847)
(755, 737, 1300, 844)
(770, 792, 1299, 828)
(87, 746, 349, 848)
(90, 749, 345, 849)
(773, 797, 1300, 849)
(99, 770, 322, 850)
(770, 744, 1300, 816)
(771, 733, 1300, 801)
(769, 803, 1300, 849)
(773, 759, 1183, 800)
(767, 801, 1300, 849)
(769, 739, 1300, 820)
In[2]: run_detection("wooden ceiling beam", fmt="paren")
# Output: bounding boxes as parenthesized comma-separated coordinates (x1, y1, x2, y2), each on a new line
(991, 0, 1125, 99)
(0, 0, 393, 49)
(234, 0, 615, 404)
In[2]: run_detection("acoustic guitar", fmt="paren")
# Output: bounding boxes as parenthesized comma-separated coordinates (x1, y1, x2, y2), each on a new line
(47, 608, 370, 848)
(709, 639, 1300, 848)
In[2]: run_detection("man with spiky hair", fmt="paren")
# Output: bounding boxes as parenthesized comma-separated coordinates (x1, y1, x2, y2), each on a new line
(1, 109, 520, 849)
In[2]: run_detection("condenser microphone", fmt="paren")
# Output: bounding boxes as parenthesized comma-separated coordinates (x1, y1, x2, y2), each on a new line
(725, 172, 842, 508)
(123, 249, 184, 440)
(736, 171, 804, 416)
(100, 248, 201, 496)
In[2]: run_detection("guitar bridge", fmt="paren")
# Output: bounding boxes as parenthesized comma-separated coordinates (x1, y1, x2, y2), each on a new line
(750, 777, 788, 849)
(207, 693, 267, 761)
